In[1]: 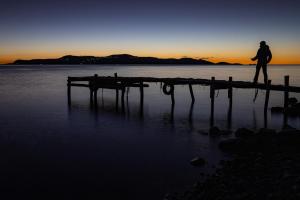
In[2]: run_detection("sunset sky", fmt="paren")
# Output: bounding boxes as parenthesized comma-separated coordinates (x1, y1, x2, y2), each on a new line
(0, 0, 299, 64)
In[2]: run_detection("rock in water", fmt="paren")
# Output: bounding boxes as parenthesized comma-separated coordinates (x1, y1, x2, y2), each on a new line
(220, 130, 232, 135)
(235, 128, 254, 138)
(190, 157, 206, 167)
(218, 138, 241, 153)
(293, 102, 300, 109)
(288, 97, 298, 106)
(209, 126, 220, 136)
(258, 128, 276, 136)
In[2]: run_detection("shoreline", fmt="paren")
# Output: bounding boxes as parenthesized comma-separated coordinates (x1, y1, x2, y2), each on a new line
(167, 127, 300, 199)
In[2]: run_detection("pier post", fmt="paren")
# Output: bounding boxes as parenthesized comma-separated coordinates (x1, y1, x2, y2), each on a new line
(264, 80, 272, 113)
(264, 80, 271, 128)
(210, 77, 215, 126)
(140, 81, 144, 104)
(264, 111, 268, 128)
(126, 87, 130, 98)
(228, 77, 233, 100)
(93, 74, 98, 107)
(171, 84, 175, 105)
(227, 77, 233, 129)
(67, 78, 71, 106)
(170, 103, 175, 123)
(88, 80, 93, 106)
(284, 76, 289, 109)
(90, 87, 93, 106)
(283, 76, 290, 127)
(115, 73, 119, 110)
(93, 88, 98, 107)
(189, 102, 194, 125)
(121, 85, 125, 111)
(139, 81, 144, 118)
(189, 83, 195, 103)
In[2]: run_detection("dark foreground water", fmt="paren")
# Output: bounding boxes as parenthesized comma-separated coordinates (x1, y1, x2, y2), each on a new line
(0, 65, 300, 199)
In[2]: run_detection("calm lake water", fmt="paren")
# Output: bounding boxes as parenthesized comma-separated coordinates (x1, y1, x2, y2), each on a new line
(0, 64, 300, 199)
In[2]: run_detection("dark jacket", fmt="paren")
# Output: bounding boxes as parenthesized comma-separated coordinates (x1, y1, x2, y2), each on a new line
(253, 45, 272, 64)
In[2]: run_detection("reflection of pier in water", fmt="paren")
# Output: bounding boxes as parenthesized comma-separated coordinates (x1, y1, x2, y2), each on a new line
(68, 73, 298, 128)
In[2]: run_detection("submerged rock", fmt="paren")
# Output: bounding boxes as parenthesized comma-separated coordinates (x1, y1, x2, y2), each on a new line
(288, 97, 298, 105)
(170, 128, 300, 200)
(209, 127, 232, 136)
(235, 128, 254, 138)
(271, 103, 300, 116)
(218, 138, 241, 153)
(293, 102, 300, 109)
(258, 128, 276, 136)
(209, 126, 220, 136)
(286, 106, 300, 116)
(190, 157, 206, 167)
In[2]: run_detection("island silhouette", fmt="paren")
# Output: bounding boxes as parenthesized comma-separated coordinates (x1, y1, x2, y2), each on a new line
(11, 54, 241, 65)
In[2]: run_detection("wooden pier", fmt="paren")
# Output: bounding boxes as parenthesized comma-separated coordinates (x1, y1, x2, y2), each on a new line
(67, 74, 300, 126)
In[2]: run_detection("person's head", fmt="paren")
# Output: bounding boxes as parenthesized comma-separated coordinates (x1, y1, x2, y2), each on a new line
(260, 41, 266, 47)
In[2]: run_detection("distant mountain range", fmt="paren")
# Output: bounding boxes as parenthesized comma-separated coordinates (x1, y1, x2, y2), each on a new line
(11, 54, 241, 65)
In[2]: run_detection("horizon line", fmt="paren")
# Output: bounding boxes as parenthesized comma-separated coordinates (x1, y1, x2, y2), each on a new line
(1, 53, 300, 65)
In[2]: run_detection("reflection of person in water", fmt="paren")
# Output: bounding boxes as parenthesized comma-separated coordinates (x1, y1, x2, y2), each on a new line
(251, 41, 272, 84)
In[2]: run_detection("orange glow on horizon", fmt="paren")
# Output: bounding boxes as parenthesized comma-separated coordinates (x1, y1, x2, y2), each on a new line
(1, 51, 300, 65)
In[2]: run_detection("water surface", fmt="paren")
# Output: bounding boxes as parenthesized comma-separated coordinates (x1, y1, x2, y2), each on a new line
(0, 65, 300, 199)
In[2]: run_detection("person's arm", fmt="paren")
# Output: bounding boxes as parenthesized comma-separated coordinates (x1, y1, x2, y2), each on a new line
(267, 49, 272, 63)
(251, 49, 259, 61)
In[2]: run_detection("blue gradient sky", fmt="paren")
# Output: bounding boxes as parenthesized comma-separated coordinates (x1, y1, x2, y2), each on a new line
(0, 0, 299, 64)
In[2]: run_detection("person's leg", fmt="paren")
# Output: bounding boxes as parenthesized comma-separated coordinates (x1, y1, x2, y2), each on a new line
(253, 64, 261, 84)
(262, 64, 268, 84)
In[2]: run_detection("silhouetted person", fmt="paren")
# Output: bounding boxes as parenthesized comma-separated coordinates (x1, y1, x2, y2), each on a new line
(252, 41, 272, 84)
